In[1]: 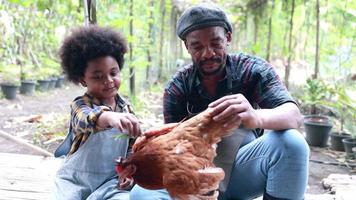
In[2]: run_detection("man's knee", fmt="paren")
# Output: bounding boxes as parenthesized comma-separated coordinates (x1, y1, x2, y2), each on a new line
(269, 129, 310, 159)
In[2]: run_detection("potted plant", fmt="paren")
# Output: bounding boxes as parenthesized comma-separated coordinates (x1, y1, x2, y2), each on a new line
(38, 55, 61, 90)
(35, 67, 52, 92)
(20, 64, 37, 95)
(55, 74, 66, 88)
(325, 84, 355, 151)
(0, 64, 21, 100)
(300, 78, 333, 147)
(342, 111, 356, 159)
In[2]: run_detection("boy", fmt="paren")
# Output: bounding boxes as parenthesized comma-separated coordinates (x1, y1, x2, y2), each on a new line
(53, 25, 141, 200)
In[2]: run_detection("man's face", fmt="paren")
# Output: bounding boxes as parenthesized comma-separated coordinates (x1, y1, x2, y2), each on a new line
(185, 26, 231, 76)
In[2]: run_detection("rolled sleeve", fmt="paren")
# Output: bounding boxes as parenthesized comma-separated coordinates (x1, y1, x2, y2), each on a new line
(252, 62, 295, 108)
(71, 99, 110, 134)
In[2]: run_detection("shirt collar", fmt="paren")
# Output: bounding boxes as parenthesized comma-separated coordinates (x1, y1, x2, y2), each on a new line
(84, 93, 128, 111)
(190, 54, 233, 94)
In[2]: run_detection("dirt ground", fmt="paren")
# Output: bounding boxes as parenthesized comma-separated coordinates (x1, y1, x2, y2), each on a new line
(0, 83, 353, 195)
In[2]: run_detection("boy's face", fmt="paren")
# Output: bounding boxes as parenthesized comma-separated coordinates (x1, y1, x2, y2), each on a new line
(80, 56, 121, 102)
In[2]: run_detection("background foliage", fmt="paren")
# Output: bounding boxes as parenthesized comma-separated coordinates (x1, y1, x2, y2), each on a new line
(0, 0, 355, 121)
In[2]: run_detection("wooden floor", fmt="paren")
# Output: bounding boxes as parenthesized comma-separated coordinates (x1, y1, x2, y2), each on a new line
(0, 152, 355, 200)
(0, 153, 61, 200)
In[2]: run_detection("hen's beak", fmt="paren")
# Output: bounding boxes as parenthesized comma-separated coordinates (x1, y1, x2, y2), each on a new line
(115, 156, 124, 174)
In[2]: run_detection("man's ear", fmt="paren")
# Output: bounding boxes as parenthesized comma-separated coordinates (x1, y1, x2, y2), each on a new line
(79, 79, 87, 87)
(226, 31, 232, 44)
(184, 40, 188, 50)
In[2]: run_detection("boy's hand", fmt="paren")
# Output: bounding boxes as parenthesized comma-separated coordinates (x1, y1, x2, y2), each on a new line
(97, 112, 142, 137)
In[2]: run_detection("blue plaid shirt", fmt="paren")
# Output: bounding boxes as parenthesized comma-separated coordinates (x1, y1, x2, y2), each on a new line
(163, 53, 296, 134)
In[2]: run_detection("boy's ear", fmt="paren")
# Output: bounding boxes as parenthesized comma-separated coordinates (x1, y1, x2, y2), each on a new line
(79, 79, 87, 87)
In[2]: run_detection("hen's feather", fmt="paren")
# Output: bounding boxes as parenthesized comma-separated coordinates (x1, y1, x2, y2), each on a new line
(116, 108, 239, 199)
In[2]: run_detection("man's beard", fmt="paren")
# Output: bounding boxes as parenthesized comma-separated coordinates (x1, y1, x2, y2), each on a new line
(195, 57, 225, 76)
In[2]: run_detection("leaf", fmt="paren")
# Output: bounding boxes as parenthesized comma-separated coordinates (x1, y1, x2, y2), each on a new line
(113, 133, 130, 140)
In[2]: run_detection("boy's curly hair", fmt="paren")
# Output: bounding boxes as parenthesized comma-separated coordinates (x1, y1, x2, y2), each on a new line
(59, 25, 128, 84)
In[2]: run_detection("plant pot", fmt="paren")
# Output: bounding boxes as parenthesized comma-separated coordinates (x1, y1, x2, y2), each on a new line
(36, 79, 50, 91)
(48, 78, 57, 89)
(20, 80, 36, 95)
(55, 76, 65, 88)
(303, 115, 333, 147)
(1, 83, 19, 100)
(342, 138, 356, 159)
(330, 132, 351, 151)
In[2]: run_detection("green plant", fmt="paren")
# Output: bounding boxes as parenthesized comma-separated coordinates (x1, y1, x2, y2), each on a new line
(39, 56, 61, 75)
(21, 63, 37, 81)
(323, 84, 356, 135)
(35, 67, 54, 80)
(344, 115, 356, 138)
(300, 78, 332, 114)
(0, 64, 21, 85)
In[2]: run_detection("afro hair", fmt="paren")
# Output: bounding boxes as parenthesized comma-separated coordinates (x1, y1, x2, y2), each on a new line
(59, 25, 128, 84)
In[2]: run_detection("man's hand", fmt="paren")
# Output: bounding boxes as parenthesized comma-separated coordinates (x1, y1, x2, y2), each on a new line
(97, 112, 142, 137)
(208, 94, 262, 129)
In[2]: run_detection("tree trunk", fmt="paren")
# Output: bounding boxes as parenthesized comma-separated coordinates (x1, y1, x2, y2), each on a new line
(285, 0, 295, 88)
(303, 1, 311, 62)
(266, 0, 274, 62)
(88, 0, 96, 24)
(83, 0, 89, 25)
(170, 6, 178, 63)
(314, 0, 320, 79)
(83, 0, 96, 25)
(146, 0, 154, 83)
(253, 15, 258, 54)
(157, 0, 166, 81)
(129, 0, 135, 96)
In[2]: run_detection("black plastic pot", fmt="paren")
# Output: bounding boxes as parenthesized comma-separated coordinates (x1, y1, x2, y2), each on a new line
(48, 78, 57, 89)
(304, 115, 333, 147)
(20, 80, 36, 95)
(55, 76, 65, 88)
(1, 83, 19, 100)
(342, 138, 356, 159)
(36, 79, 50, 91)
(330, 132, 351, 151)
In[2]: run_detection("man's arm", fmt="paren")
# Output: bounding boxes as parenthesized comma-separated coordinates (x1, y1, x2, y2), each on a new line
(255, 102, 302, 130)
(208, 94, 302, 131)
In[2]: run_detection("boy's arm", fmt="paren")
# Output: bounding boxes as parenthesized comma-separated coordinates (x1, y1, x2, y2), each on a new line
(96, 111, 141, 137)
(71, 98, 110, 134)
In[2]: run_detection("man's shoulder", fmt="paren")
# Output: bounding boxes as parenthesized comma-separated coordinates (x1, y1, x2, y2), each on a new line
(229, 53, 269, 67)
(229, 53, 274, 76)
(176, 63, 195, 77)
(164, 63, 195, 94)
(168, 63, 195, 84)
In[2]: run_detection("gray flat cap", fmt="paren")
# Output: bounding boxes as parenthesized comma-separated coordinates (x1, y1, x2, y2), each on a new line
(177, 3, 232, 40)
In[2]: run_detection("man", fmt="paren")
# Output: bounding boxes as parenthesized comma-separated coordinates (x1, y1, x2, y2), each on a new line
(130, 3, 309, 200)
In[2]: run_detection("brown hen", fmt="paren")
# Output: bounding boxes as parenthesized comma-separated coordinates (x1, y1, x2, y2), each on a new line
(116, 108, 239, 199)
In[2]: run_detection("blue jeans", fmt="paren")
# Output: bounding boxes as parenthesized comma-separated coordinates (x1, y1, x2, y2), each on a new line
(130, 129, 309, 200)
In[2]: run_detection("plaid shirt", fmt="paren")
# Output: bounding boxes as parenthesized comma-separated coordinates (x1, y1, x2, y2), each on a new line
(163, 53, 295, 135)
(68, 93, 133, 155)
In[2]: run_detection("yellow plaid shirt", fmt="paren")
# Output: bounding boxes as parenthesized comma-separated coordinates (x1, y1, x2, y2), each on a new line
(68, 93, 133, 155)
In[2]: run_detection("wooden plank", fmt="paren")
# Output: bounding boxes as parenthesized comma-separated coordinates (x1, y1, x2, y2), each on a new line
(0, 153, 62, 199)
(0, 130, 53, 157)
